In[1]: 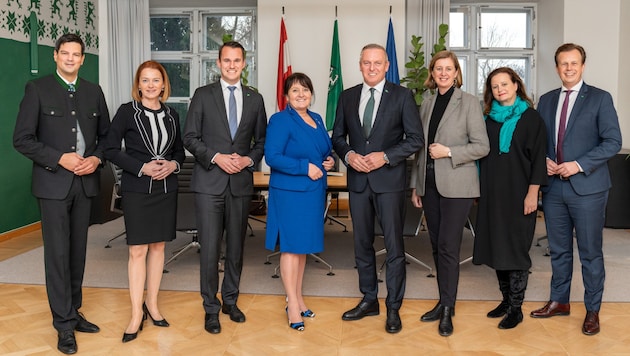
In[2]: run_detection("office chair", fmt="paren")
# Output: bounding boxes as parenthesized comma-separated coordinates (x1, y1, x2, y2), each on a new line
(104, 162, 126, 248)
(164, 156, 198, 272)
(375, 198, 435, 279)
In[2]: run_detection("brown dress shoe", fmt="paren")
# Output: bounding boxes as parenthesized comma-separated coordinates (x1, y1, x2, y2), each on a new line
(530, 301, 570, 318)
(582, 311, 600, 335)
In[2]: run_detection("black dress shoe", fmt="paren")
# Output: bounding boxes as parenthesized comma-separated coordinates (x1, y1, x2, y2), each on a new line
(122, 314, 146, 343)
(498, 307, 523, 329)
(57, 329, 77, 355)
(205, 313, 221, 334)
(342, 300, 380, 321)
(421, 303, 455, 322)
(143, 303, 170, 327)
(75, 312, 100, 333)
(438, 306, 454, 336)
(385, 309, 402, 334)
(222, 304, 246, 323)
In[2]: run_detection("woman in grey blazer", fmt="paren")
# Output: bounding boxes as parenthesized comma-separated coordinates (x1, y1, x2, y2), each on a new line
(410, 51, 489, 337)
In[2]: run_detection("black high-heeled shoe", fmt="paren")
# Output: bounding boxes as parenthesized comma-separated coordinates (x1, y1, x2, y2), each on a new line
(122, 313, 146, 343)
(143, 302, 170, 327)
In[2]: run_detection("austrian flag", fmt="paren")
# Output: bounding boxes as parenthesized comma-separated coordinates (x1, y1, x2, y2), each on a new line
(276, 17, 292, 111)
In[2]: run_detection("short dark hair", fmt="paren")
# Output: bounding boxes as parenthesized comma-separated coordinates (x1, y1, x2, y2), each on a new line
(55, 33, 85, 55)
(219, 41, 246, 60)
(554, 43, 586, 66)
(283, 72, 314, 96)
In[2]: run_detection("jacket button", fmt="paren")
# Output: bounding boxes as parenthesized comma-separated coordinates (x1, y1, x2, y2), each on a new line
(71, 111, 76, 115)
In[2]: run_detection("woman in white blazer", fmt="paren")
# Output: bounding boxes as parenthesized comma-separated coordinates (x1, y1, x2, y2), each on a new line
(410, 50, 489, 337)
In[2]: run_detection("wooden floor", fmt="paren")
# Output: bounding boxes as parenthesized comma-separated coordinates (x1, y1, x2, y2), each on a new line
(2, 232, 630, 355)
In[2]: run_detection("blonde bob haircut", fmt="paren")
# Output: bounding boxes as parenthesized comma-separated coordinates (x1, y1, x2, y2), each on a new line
(131, 60, 171, 102)
(424, 50, 463, 90)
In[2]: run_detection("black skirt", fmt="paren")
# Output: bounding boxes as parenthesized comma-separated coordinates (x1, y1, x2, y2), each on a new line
(122, 183, 177, 245)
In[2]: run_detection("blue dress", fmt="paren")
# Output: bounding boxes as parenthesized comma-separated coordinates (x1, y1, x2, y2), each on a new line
(264, 106, 333, 254)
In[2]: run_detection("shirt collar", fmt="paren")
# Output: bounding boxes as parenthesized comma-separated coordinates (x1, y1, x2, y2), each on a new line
(362, 79, 386, 94)
(562, 80, 583, 93)
(220, 79, 242, 91)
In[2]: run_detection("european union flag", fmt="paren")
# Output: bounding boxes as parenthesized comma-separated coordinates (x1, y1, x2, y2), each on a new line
(385, 18, 399, 84)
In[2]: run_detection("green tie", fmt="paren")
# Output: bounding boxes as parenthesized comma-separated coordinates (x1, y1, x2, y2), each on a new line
(363, 87, 375, 137)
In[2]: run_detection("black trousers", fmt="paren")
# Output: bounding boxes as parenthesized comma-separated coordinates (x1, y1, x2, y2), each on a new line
(349, 185, 406, 310)
(422, 168, 473, 307)
(39, 176, 92, 331)
(196, 187, 251, 314)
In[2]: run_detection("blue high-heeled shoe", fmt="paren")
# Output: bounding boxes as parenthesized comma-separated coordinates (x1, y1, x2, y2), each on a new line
(300, 309, 315, 318)
(289, 321, 305, 331)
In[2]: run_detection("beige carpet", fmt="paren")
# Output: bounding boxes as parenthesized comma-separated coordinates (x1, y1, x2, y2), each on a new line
(1, 215, 629, 302)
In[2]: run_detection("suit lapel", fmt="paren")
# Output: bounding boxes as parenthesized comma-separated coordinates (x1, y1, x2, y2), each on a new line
(564, 84, 588, 137)
(210, 83, 232, 139)
(370, 82, 392, 136)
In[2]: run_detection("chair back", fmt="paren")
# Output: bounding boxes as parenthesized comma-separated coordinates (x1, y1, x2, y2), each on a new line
(109, 162, 123, 214)
(176, 156, 196, 231)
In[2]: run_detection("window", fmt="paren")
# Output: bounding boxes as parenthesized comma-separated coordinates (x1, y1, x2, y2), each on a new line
(150, 8, 257, 124)
(449, 4, 536, 100)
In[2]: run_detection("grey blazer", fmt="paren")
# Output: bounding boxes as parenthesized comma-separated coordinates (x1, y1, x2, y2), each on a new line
(410, 87, 489, 198)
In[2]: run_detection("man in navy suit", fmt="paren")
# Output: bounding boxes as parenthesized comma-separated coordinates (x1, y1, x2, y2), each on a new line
(13, 33, 110, 354)
(183, 41, 267, 334)
(332, 44, 423, 333)
(530, 43, 621, 336)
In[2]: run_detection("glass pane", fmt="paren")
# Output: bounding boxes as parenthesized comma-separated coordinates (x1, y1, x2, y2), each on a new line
(449, 11, 466, 48)
(159, 61, 190, 98)
(477, 58, 529, 96)
(457, 57, 467, 88)
(167, 101, 189, 130)
(204, 14, 254, 51)
(480, 10, 530, 48)
(202, 56, 255, 87)
(150, 16, 191, 51)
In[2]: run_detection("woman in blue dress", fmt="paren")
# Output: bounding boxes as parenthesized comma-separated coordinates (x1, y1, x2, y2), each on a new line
(265, 73, 334, 331)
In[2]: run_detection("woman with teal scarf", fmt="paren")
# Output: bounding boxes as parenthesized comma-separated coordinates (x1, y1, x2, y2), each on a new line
(473, 67, 547, 329)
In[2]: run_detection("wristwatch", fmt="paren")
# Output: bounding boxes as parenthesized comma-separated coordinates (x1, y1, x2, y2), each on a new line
(383, 153, 390, 164)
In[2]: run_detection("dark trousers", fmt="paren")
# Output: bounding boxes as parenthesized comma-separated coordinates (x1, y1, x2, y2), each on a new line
(422, 169, 473, 307)
(196, 187, 251, 314)
(39, 176, 92, 331)
(349, 185, 406, 310)
(543, 179, 607, 311)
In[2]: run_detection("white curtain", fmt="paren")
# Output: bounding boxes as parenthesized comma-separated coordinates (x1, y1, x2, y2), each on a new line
(405, 0, 450, 58)
(106, 0, 151, 114)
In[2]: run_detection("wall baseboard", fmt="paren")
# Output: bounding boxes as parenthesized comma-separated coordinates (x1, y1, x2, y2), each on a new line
(0, 222, 41, 243)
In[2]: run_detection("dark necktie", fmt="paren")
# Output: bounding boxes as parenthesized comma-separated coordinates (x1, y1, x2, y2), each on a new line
(556, 89, 572, 163)
(228, 86, 237, 139)
(68, 83, 76, 93)
(363, 87, 375, 137)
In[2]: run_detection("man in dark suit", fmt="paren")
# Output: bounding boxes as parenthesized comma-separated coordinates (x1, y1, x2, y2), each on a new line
(332, 43, 423, 333)
(183, 41, 267, 335)
(530, 43, 621, 336)
(13, 33, 110, 354)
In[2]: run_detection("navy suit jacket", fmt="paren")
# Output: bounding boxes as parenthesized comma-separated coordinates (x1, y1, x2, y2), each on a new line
(183, 82, 267, 197)
(13, 75, 110, 199)
(331, 81, 424, 193)
(537, 82, 621, 195)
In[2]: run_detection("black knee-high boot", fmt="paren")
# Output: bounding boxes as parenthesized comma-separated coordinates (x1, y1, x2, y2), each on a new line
(499, 270, 528, 329)
(487, 270, 510, 318)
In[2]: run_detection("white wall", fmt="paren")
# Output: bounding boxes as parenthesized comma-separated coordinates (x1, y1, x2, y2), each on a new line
(257, 0, 406, 117)
(618, 1, 630, 147)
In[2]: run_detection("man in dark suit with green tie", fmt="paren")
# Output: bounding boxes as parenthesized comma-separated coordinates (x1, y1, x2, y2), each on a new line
(13, 33, 110, 354)
(332, 43, 423, 334)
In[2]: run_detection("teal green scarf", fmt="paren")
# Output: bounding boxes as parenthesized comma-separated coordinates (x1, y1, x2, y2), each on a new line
(485, 96, 529, 153)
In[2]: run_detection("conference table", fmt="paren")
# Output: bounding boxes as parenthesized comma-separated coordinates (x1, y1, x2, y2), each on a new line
(253, 171, 347, 191)
(252, 171, 347, 276)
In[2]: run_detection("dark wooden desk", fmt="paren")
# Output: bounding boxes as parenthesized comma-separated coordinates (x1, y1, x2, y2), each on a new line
(253, 171, 347, 191)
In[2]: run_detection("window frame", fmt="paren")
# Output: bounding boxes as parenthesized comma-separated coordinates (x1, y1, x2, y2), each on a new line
(449, 3, 537, 101)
